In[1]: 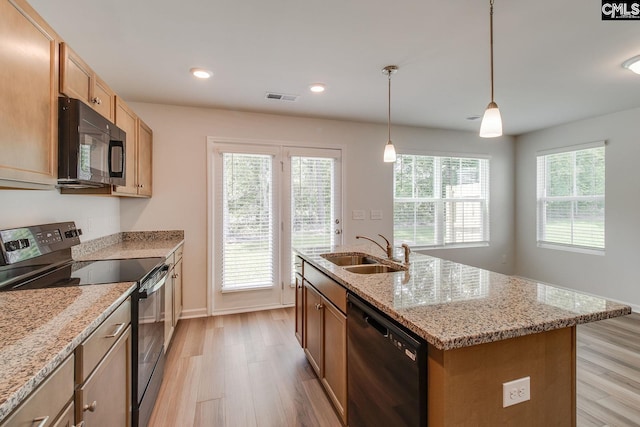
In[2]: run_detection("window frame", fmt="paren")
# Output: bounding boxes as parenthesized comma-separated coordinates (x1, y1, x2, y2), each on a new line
(393, 151, 491, 249)
(536, 141, 606, 255)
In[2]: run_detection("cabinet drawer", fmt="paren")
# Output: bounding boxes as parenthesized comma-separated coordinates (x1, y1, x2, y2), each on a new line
(304, 262, 347, 314)
(76, 298, 131, 383)
(174, 244, 184, 263)
(1, 355, 74, 427)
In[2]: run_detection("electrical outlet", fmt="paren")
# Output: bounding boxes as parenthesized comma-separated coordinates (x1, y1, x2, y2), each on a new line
(502, 377, 530, 407)
(352, 210, 365, 220)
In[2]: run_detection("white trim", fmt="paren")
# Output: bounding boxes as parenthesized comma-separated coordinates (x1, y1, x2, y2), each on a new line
(211, 302, 295, 316)
(179, 308, 209, 320)
(537, 241, 605, 256)
(536, 140, 606, 157)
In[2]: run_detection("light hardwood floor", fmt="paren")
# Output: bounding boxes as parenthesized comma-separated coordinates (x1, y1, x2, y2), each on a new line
(149, 309, 640, 427)
(576, 312, 640, 426)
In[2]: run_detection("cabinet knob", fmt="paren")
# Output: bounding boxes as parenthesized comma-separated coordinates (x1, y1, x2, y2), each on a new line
(83, 401, 97, 412)
(91, 97, 102, 105)
(315, 303, 323, 310)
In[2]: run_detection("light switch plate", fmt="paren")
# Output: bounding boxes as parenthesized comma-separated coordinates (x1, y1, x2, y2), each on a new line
(370, 210, 383, 220)
(502, 377, 530, 407)
(352, 210, 365, 220)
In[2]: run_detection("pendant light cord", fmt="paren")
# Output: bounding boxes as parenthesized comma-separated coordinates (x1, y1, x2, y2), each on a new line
(489, 0, 495, 103)
(387, 71, 391, 142)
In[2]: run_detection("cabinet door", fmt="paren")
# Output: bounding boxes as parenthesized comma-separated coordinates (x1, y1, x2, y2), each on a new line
(77, 326, 131, 427)
(59, 42, 92, 105)
(92, 75, 115, 121)
(172, 257, 183, 327)
(113, 97, 138, 195)
(0, 0, 58, 188)
(137, 119, 153, 197)
(164, 274, 174, 349)
(322, 300, 347, 424)
(295, 273, 304, 346)
(303, 282, 323, 376)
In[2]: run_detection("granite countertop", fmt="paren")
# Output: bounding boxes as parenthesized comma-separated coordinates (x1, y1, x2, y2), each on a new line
(0, 282, 135, 421)
(0, 230, 185, 422)
(296, 244, 632, 351)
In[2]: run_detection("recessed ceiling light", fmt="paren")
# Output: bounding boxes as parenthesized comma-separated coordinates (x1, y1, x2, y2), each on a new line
(190, 68, 213, 79)
(309, 83, 326, 93)
(622, 55, 640, 74)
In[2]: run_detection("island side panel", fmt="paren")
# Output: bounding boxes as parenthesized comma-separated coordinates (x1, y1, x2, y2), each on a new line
(428, 327, 576, 427)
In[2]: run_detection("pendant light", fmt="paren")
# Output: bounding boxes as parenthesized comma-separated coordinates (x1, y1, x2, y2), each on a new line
(479, 0, 503, 138)
(383, 65, 398, 162)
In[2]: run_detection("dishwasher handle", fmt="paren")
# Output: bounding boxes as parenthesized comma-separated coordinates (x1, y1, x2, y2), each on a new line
(364, 315, 389, 337)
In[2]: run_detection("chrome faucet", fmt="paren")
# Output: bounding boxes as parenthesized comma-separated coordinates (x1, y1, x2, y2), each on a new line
(401, 243, 411, 264)
(356, 234, 393, 259)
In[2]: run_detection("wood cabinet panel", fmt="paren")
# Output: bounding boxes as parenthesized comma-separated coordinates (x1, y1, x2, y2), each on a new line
(303, 282, 323, 375)
(322, 299, 347, 424)
(113, 97, 139, 195)
(137, 119, 153, 197)
(295, 273, 304, 346)
(0, 0, 58, 188)
(60, 42, 114, 121)
(77, 326, 131, 427)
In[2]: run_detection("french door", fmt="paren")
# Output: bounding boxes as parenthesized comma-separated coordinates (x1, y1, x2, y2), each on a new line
(210, 142, 341, 314)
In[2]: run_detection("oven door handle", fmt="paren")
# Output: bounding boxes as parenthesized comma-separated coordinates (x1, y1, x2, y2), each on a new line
(138, 265, 170, 299)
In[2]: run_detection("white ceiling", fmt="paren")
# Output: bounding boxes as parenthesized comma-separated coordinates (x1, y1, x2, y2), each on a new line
(29, 0, 640, 136)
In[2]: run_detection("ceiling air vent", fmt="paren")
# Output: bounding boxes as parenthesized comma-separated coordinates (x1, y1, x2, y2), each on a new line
(265, 92, 299, 102)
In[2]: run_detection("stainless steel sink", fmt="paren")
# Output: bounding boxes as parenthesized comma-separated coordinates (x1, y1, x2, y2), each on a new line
(322, 253, 379, 266)
(344, 264, 404, 274)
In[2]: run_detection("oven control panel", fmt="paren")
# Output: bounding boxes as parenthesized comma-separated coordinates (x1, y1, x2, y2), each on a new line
(0, 222, 82, 265)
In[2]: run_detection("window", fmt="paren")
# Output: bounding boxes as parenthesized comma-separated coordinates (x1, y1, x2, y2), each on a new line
(536, 142, 605, 252)
(220, 152, 275, 291)
(394, 154, 489, 248)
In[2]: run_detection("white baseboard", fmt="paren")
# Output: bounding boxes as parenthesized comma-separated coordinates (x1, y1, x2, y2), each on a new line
(178, 307, 208, 319)
(211, 303, 294, 317)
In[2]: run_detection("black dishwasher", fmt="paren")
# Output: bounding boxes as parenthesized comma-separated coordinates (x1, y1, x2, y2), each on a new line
(347, 293, 427, 427)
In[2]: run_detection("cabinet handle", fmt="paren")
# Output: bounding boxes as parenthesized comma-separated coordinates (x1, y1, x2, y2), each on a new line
(83, 401, 97, 412)
(91, 97, 102, 105)
(315, 303, 323, 310)
(32, 416, 49, 427)
(104, 323, 125, 338)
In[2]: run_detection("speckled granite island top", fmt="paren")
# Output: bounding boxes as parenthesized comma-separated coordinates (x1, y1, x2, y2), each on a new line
(296, 245, 632, 351)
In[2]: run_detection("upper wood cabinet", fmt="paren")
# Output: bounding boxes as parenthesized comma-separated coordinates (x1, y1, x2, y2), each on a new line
(60, 42, 115, 121)
(112, 97, 153, 198)
(0, 0, 59, 189)
(113, 97, 139, 195)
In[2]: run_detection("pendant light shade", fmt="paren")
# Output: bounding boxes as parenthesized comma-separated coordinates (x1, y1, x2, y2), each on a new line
(479, 0, 503, 138)
(382, 65, 398, 163)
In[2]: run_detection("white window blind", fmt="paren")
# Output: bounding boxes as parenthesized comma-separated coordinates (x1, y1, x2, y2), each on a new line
(221, 153, 274, 290)
(291, 156, 336, 249)
(394, 154, 489, 248)
(536, 143, 605, 252)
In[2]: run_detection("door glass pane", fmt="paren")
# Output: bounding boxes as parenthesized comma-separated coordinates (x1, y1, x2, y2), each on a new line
(221, 153, 274, 290)
(291, 156, 336, 248)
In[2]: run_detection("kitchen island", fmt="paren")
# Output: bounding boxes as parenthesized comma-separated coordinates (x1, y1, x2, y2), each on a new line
(296, 245, 631, 426)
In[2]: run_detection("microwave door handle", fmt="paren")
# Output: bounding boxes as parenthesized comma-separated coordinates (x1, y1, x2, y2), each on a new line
(108, 140, 125, 178)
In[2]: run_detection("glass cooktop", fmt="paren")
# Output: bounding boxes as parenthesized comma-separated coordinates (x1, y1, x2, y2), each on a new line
(0, 257, 164, 291)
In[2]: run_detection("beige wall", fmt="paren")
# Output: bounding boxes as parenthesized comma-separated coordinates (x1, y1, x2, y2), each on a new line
(124, 103, 515, 317)
(515, 107, 640, 310)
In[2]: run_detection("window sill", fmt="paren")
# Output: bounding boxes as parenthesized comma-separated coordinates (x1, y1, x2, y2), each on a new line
(407, 241, 490, 251)
(221, 284, 274, 294)
(537, 242, 605, 256)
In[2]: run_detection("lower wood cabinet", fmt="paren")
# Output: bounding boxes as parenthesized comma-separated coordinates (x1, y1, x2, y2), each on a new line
(301, 263, 347, 424)
(294, 273, 304, 346)
(165, 244, 184, 349)
(0, 355, 74, 427)
(75, 297, 132, 427)
(76, 326, 131, 427)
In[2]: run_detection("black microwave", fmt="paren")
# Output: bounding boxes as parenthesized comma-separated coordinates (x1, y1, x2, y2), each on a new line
(57, 97, 126, 188)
